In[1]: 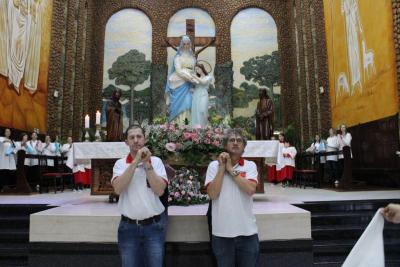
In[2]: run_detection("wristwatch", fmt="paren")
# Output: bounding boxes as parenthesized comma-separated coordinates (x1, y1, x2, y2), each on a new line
(231, 170, 239, 177)
(145, 165, 154, 171)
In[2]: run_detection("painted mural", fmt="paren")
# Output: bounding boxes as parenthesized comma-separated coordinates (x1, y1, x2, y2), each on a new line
(324, 0, 398, 127)
(0, 0, 53, 133)
(231, 8, 281, 130)
(102, 8, 152, 130)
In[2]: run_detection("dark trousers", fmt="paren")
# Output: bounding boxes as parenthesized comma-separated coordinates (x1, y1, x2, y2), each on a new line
(337, 159, 344, 181)
(326, 160, 338, 182)
(212, 234, 259, 267)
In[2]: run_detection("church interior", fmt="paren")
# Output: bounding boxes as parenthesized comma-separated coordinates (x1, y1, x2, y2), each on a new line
(0, 0, 399, 266)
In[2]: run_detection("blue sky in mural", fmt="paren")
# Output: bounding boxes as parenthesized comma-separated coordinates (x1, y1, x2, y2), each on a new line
(103, 9, 152, 92)
(231, 8, 278, 88)
(167, 8, 216, 75)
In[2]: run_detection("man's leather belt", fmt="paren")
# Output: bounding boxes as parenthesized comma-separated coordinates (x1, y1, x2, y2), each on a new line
(121, 214, 161, 225)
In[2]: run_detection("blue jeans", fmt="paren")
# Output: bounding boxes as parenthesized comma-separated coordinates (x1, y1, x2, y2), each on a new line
(212, 234, 259, 267)
(118, 212, 167, 267)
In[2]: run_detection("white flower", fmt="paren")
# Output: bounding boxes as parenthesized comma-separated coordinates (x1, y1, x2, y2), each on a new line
(165, 142, 177, 152)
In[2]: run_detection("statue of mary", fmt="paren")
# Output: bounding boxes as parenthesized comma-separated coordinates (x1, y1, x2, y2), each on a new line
(165, 35, 198, 124)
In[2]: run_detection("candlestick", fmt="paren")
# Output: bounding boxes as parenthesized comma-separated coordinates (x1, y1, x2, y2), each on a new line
(84, 128, 90, 142)
(84, 114, 90, 128)
(95, 110, 101, 125)
(95, 124, 101, 142)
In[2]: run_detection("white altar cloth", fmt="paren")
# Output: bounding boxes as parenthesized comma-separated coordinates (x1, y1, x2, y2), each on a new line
(73, 140, 279, 163)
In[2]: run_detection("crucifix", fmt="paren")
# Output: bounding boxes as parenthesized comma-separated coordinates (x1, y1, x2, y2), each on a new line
(165, 19, 217, 58)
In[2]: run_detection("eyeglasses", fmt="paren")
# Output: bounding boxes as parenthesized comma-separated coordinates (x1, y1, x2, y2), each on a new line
(228, 138, 244, 144)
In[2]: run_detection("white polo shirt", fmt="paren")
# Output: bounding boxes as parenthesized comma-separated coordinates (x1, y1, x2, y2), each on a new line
(112, 154, 168, 220)
(205, 158, 258, 238)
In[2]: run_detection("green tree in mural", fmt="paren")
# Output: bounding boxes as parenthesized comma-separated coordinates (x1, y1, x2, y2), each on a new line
(240, 50, 280, 90)
(240, 50, 281, 129)
(240, 82, 259, 100)
(108, 49, 151, 123)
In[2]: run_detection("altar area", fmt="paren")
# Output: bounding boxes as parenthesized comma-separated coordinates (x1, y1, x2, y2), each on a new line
(72, 140, 280, 196)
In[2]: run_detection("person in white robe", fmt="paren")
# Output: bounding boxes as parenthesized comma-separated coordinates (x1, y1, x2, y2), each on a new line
(7, 0, 31, 91)
(42, 135, 57, 167)
(191, 64, 212, 128)
(24, 0, 42, 92)
(0, 129, 17, 189)
(281, 141, 297, 186)
(326, 128, 339, 186)
(61, 137, 89, 191)
(0, 128, 16, 171)
(306, 134, 326, 185)
(275, 133, 286, 184)
(337, 124, 352, 185)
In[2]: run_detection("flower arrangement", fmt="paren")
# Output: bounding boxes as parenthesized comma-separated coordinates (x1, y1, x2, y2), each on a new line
(145, 123, 228, 166)
(168, 167, 209, 206)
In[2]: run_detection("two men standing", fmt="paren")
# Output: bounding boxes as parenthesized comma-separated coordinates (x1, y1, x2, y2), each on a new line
(112, 127, 259, 267)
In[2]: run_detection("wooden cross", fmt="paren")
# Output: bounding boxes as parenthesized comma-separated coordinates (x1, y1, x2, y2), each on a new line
(165, 19, 217, 58)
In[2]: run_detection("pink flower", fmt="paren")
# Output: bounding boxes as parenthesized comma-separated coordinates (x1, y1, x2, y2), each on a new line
(160, 124, 167, 130)
(189, 191, 194, 197)
(189, 175, 193, 180)
(168, 197, 172, 202)
(168, 124, 176, 131)
(165, 142, 177, 152)
(174, 192, 180, 198)
(204, 138, 211, 144)
(187, 180, 192, 185)
(214, 128, 222, 134)
(183, 132, 192, 140)
(181, 190, 186, 195)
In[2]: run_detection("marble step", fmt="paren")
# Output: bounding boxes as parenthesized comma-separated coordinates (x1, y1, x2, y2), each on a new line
(0, 204, 52, 216)
(296, 199, 400, 213)
(0, 216, 29, 229)
(0, 229, 28, 243)
(311, 210, 375, 226)
(311, 224, 400, 240)
(313, 238, 400, 254)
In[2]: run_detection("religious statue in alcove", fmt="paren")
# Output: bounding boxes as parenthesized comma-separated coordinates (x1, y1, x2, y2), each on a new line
(255, 88, 274, 140)
(106, 89, 123, 141)
(164, 19, 216, 125)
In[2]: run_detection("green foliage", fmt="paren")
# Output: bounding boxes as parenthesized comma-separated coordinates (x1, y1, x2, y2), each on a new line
(283, 124, 299, 149)
(240, 50, 280, 89)
(230, 116, 255, 140)
(232, 87, 249, 108)
(240, 82, 259, 100)
(153, 116, 168, 125)
(108, 49, 151, 90)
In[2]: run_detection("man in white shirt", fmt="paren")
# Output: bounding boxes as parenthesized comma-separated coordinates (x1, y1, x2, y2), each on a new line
(205, 128, 259, 267)
(111, 125, 168, 267)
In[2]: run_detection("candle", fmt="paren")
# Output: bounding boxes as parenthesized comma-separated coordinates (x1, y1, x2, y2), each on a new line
(95, 111, 101, 125)
(85, 114, 90, 128)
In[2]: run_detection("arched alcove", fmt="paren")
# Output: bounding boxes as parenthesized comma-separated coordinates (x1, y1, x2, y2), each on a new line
(103, 9, 152, 128)
(231, 8, 281, 131)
